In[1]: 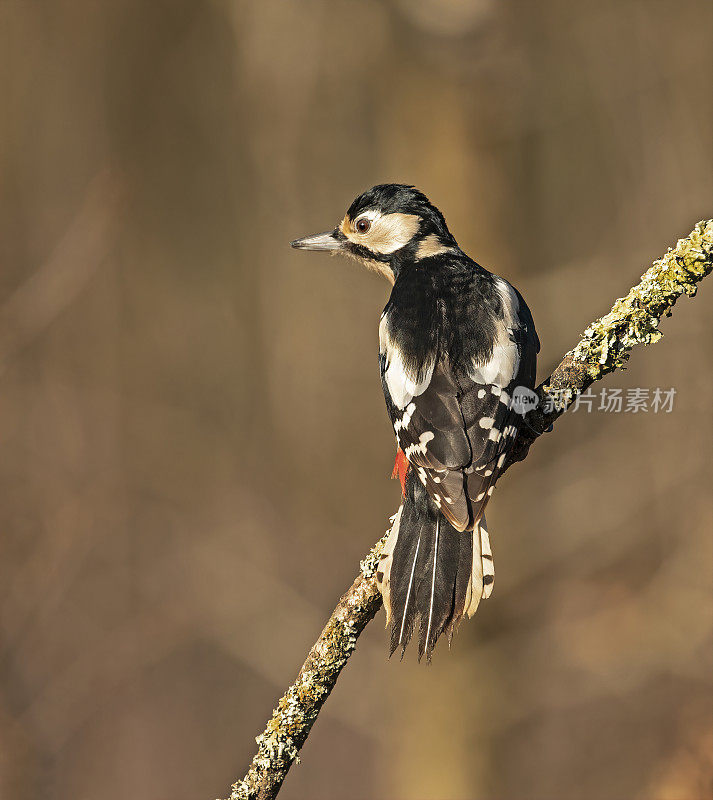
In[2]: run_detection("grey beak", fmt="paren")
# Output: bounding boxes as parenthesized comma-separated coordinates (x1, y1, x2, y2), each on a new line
(290, 230, 342, 251)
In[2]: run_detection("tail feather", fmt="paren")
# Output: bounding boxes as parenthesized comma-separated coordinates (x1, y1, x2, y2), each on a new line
(380, 470, 494, 661)
(479, 516, 495, 600)
(396, 529, 421, 652)
(388, 501, 428, 657)
(376, 507, 403, 627)
(423, 517, 439, 654)
(447, 528, 474, 642)
(416, 517, 467, 659)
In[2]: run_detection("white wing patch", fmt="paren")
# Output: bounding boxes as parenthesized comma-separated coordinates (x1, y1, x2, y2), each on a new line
(469, 338, 519, 386)
(379, 314, 434, 409)
(494, 277, 521, 325)
(468, 278, 521, 386)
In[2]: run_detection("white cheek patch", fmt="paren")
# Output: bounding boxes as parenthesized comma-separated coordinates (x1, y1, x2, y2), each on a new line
(344, 212, 421, 255)
(370, 213, 421, 254)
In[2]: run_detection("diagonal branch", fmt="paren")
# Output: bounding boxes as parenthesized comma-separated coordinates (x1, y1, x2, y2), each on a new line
(226, 219, 713, 800)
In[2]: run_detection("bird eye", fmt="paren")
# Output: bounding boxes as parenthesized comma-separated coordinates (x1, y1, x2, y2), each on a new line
(355, 217, 371, 234)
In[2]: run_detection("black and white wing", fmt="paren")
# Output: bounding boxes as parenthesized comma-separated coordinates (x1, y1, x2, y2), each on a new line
(380, 276, 538, 533)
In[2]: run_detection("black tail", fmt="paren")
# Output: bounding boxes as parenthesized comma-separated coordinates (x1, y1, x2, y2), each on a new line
(377, 470, 486, 662)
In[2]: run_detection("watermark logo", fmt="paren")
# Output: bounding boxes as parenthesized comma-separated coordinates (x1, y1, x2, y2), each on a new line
(510, 386, 539, 416)
(508, 386, 677, 414)
(559, 386, 676, 413)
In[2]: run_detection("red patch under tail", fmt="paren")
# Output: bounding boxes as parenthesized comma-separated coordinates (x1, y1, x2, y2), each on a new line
(391, 449, 409, 497)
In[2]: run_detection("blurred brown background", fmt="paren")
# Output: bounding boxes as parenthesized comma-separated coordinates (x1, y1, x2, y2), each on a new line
(0, 1, 711, 799)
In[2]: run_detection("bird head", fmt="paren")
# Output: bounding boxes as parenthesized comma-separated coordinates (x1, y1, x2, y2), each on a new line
(291, 184, 458, 284)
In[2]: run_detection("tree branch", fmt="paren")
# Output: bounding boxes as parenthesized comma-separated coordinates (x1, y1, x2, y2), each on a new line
(226, 220, 713, 800)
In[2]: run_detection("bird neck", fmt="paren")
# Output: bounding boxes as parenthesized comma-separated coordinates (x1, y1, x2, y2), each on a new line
(388, 233, 460, 283)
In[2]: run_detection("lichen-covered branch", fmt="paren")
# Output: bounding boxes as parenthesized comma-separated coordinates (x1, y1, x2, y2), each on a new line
(505, 218, 712, 465)
(226, 219, 712, 800)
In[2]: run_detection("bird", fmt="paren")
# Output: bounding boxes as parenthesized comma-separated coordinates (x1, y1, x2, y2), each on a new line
(291, 184, 539, 661)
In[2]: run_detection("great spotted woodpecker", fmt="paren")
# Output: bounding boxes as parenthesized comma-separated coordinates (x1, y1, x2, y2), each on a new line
(292, 185, 539, 661)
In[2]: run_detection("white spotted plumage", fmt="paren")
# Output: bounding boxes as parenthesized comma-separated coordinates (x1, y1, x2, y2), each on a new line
(293, 182, 539, 659)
